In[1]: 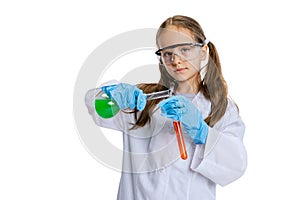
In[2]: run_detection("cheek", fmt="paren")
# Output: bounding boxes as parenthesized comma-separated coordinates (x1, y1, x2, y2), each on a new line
(187, 59, 201, 71)
(164, 65, 174, 74)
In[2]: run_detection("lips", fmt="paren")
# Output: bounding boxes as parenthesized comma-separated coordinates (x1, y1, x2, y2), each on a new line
(175, 68, 188, 72)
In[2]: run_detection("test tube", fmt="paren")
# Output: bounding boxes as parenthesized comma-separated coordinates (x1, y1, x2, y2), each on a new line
(146, 89, 172, 100)
(146, 89, 188, 160)
(173, 121, 188, 160)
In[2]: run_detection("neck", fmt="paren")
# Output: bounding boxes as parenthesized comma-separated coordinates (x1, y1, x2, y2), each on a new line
(176, 81, 200, 94)
(175, 72, 200, 94)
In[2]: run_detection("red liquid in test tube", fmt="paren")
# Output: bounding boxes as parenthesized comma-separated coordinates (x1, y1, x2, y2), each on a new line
(173, 121, 188, 160)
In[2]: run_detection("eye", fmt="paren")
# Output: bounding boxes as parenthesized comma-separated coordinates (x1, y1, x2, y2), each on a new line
(162, 51, 173, 57)
(180, 46, 192, 53)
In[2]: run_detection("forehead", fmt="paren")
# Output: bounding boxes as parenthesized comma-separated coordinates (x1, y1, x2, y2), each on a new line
(157, 26, 195, 49)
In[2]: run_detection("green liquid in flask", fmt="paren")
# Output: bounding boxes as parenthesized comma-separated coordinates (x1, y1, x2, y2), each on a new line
(95, 99, 120, 119)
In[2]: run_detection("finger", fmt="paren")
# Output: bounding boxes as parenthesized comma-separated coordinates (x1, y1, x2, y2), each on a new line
(129, 91, 137, 110)
(158, 96, 178, 107)
(136, 92, 146, 111)
(127, 87, 140, 110)
(160, 112, 179, 121)
(161, 101, 185, 112)
(111, 92, 126, 109)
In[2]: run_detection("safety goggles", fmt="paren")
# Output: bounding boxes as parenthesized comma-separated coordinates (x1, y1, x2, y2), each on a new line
(155, 40, 208, 65)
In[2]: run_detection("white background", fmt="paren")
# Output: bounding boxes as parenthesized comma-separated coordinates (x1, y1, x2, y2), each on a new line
(1, 0, 300, 199)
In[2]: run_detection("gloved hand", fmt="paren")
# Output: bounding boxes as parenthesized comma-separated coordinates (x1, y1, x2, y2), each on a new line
(101, 83, 146, 111)
(159, 96, 209, 144)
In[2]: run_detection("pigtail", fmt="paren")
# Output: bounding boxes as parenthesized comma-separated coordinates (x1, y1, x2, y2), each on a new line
(201, 42, 228, 126)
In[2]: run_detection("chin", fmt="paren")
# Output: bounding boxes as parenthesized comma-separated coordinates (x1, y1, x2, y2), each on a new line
(173, 74, 199, 83)
(173, 77, 189, 82)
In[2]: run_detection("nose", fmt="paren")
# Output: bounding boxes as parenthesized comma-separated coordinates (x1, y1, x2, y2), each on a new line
(171, 53, 182, 65)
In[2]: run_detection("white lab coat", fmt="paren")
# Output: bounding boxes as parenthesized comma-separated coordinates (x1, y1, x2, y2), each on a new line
(85, 88, 247, 200)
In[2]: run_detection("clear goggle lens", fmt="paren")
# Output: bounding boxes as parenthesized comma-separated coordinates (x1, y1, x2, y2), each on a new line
(155, 42, 207, 65)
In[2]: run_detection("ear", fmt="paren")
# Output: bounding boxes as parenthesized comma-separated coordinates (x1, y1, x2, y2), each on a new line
(200, 45, 208, 61)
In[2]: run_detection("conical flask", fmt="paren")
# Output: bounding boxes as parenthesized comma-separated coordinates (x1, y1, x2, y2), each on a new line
(94, 91, 120, 119)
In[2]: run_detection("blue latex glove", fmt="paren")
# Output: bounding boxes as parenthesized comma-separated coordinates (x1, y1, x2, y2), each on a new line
(101, 84, 117, 96)
(101, 83, 146, 111)
(159, 96, 209, 144)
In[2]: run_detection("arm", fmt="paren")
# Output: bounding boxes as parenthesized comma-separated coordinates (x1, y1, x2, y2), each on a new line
(190, 101, 247, 186)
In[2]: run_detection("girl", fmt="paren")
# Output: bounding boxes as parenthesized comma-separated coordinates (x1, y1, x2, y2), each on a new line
(85, 15, 247, 200)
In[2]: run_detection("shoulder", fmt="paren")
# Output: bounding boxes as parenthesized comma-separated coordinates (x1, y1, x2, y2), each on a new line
(226, 98, 239, 114)
(220, 98, 244, 130)
(224, 98, 243, 124)
(212, 97, 243, 130)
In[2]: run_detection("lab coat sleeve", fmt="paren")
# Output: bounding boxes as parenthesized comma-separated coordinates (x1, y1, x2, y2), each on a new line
(85, 87, 125, 131)
(190, 101, 247, 186)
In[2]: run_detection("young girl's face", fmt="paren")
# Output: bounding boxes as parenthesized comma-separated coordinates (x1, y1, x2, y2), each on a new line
(157, 26, 207, 86)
